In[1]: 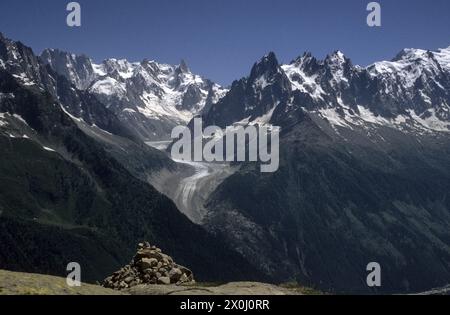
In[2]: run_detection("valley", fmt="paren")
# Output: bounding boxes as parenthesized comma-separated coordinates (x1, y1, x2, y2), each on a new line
(1, 30, 450, 293)
(145, 140, 237, 224)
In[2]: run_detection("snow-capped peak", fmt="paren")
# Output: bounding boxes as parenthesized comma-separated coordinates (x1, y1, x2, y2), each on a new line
(249, 52, 283, 85)
(39, 47, 229, 140)
(367, 47, 446, 91)
(99, 58, 139, 79)
(177, 59, 190, 73)
(41, 48, 95, 89)
(392, 48, 428, 62)
(434, 46, 450, 71)
(207, 45, 450, 135)
(370, 46, 449, 74)
(325, 50, 347, 65)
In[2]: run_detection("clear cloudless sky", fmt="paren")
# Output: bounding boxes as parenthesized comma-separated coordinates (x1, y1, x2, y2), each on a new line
(0, 0, 449, 85)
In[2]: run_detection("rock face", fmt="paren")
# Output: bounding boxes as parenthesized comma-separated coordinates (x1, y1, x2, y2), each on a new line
(102, 242, 194, 290)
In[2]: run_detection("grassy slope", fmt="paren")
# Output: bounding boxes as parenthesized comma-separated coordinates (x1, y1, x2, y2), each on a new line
(0, 269, 122, 295)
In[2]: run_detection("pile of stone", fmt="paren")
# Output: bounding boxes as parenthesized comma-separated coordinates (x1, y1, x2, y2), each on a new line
(102, 242, 194, 290)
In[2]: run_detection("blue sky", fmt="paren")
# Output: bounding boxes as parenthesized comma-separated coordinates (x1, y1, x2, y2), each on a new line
(0, 0, 449, 85)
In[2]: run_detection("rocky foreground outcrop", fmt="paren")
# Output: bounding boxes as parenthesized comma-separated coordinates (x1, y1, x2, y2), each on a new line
(0, 269, 304, 295)
(102, 242, 194, 290)
(0, 243, 314, 295)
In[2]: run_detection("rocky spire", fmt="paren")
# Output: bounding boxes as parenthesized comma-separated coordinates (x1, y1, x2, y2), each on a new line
(179, 59, 190, 73)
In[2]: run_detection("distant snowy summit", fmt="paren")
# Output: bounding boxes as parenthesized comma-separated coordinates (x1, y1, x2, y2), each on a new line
(37, 42, 450, 138)
(40, 49, 227, 140)
(203, 45, 450, 134)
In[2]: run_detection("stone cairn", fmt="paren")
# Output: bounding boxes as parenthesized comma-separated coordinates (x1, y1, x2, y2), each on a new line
(102, 242, 194, 290)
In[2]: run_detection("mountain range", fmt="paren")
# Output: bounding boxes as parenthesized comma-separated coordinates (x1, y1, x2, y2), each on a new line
(200, 48, 450, 293)
(1, 32, 449, 293)
(40, 48, 227, 141)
